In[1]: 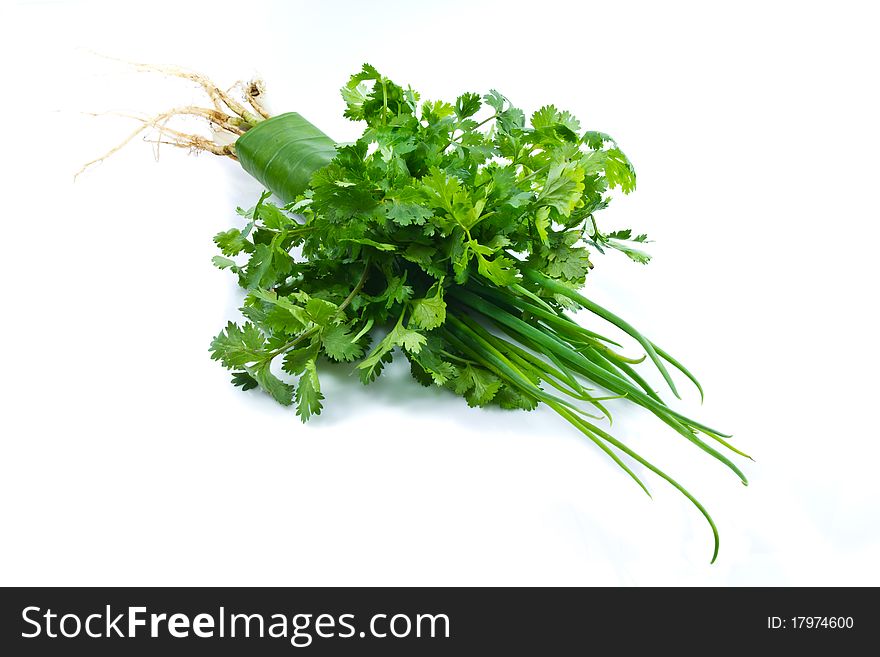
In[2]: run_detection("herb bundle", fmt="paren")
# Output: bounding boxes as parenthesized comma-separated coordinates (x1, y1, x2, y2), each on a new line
(108, 63, 748, 560)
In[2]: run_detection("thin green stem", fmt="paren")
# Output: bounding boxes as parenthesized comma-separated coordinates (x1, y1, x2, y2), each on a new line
(441, 113, 498, 151)
(267, 326, 319, 359)
(336, 261, 371, 316)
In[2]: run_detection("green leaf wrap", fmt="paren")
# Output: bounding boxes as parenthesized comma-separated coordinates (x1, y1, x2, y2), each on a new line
(235, 112, 336, 204)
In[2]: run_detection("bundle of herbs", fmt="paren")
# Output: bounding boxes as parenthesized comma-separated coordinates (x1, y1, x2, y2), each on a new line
(95, 63, 748, 561)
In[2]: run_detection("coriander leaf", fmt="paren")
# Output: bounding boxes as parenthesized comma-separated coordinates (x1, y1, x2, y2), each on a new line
(538, 160, 586, 217)
(282, 342, 320, 376)
(483, 89, 507, 112)
(421, 99, 455, 121)
(213, 228, 252, 256)
(247, 289, 310, 332)
(256, 202, 295, 230)
(545, 245, 592, 281)
(409, 285, 446, 330)
(341, 63, 382, 121)
(402, 244, 445, 278)
(534, 206, 551, 246)
(393, 325, 427, 353)
(476, 253, 518, 286)
(409, 359, 436, 387)
(212, 255, 239, 271)
(251, 369, 294, 406)
(210, 322, 266, 368)
(533, 105, 579, 132)
(531, 105, 559, 130)
(603, 148, 637, 193)
(494, 385, 539, 411)
(605, 236, 652, 264)
(452, 363, 503, 407)
(378, 275, 414, 309)
(450, 189, 488, 230)
(614, 245, 651, 264)
(321, 323, 365, 362)
(409, 338, 457, 385)
(420, 167, 461, 213)
(454, 92, 482, 119)
(358, 321, 426, 378)
(231, 370, 258, 391)
(243, 243, 276, 289)
(358, 350, 392, 385)
(235, 205, 255, 220)
(496, 106, 525, 132)
(305, 298, 339, 326)
(385, 200, 433, 227)
(582, 131, 616, 150)
(248, 361, 294, 406)
(295, 359, 323, 421)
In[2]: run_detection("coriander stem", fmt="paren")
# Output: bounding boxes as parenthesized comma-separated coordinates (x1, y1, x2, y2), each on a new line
(337, 261, 371, 315)
(471, 113, 498, 131)
(518, 164, 550, 185)
(441, 113, 498, 151)
(439, 350, 478, 365)
(268, 326, 319, 359)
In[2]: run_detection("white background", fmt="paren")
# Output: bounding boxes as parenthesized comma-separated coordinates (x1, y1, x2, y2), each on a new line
(2, 0, 878, 586)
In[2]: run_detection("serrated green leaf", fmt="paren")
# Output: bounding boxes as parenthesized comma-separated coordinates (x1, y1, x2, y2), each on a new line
(604, 148, 637, 194)
(394, 326, 426, 353)
(420, 167, 461, 213)
(495, 385, 539, 411)
(582, 131, 616, 150)
(378, 275, 413, 309)
(243, 243, 276, 289)
(385, 201, 433, 227)
(210, 322, 266, 368)
(545, 246, 592, 281)
(321, 324, 365, 362)
(476, 253, 518, 286)
(305, 298, 339, 326)
(295, 359, 323, 421)
(534, 206, 551, 246)
(483, 89, 506, 113)
(248, 289, 310, 332)
(255, 201, 294, 230)
(213, 228, 251, 256)
(231, 370, 258, 391)
(281, 341, 320, 376)
(248, 361, 294, 406)
(409, 338, 457, 386)
(212, 255, 238, 271)
(452, 363, 503, 407)
(538, 160, 586, 217)
(454, 92, 482, 119)
(358, 350, 392, 385)
(409, 285, 446, 330)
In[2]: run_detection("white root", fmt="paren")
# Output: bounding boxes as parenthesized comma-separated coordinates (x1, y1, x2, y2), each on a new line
(75, 55, 270, 179)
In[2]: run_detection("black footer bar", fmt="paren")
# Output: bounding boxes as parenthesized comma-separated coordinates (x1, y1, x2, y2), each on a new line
(1, 587, 870, 654)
